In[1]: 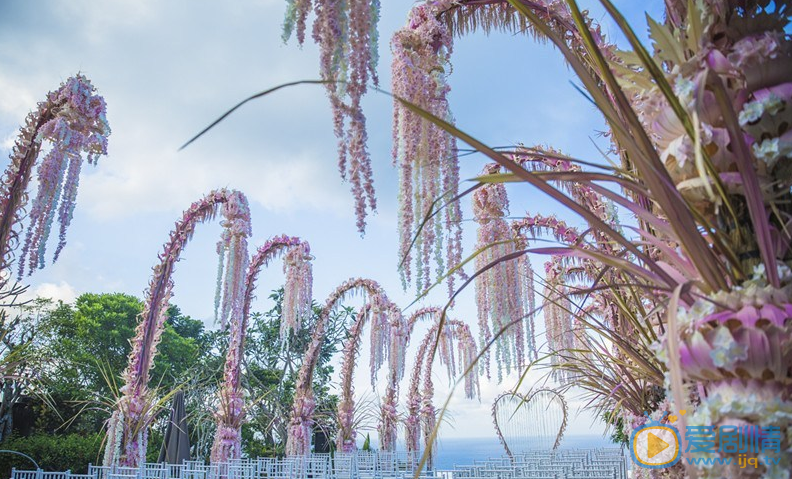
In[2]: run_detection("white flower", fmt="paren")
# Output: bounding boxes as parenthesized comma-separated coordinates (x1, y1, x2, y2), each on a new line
(688, 299, 715, 323)
(753, 263, 767, 280)
(753, 137, 783, 168)
(777, 262, 792, 281)
(739, 94, 783, 126)
(709, 327, 748, 368)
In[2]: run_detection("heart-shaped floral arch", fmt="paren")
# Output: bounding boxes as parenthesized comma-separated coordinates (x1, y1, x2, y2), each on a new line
(491, 388, 568, 459)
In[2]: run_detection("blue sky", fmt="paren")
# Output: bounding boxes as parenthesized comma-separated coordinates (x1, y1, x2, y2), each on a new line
(0, 0, 663, 444)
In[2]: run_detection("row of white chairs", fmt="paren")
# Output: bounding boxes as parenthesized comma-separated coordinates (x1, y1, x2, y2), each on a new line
(436, 448, 627, 479)
(10, 471, 93, 479)
(10, 451, 435, 479)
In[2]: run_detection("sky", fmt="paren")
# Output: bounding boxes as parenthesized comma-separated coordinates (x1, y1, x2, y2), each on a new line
(0, 0, 664, 447)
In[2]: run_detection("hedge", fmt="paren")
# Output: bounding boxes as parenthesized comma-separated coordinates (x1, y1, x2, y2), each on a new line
(0, 433, 163, 478)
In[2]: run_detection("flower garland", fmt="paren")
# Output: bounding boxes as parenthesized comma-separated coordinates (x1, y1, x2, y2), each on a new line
(405, 318, 479, 455)
(391, 2, 464, 297)
(282, 0, 381, 232)
(472, 163, 526, 381)
(211, 235, 312, 462)
(105, 189, 251, 467)
(0, 74, 109, 281)
(419, 319, 477, 467)
(335, 300, 395, 452)
(286, 277, 388, 456)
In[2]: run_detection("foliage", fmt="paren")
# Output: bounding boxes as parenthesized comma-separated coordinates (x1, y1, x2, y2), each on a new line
(0, 433, 103, 475)
(0, 432, 162, 477)
(601, 410, 627, 446)
(0, 296, 44, 442)
(0, 287, 345, 461)
(22, 294, 205, 436)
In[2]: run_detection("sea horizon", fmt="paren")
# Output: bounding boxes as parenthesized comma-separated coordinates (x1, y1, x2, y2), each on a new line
(360, 434, 621, 470)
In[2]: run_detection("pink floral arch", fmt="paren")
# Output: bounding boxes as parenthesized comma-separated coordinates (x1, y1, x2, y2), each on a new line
(104, 189, 251, 467)
(0, 74, 109, 282)
(335, 300, 402, 452)
(285, 278, 389, 456)
(405, 318, 478, 463)
(375, 306, 443, 452)
(211, 235, 312, 462)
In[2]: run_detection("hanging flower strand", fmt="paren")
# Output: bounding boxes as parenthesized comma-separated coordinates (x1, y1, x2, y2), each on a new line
(392, 2, 464, 296)
(282, 0, 381, 232)
(0, 74, 110, 281)
(472, 163, 527, 381)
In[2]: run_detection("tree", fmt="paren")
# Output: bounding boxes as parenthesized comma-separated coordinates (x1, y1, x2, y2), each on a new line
(226, 289, 352, 456)
(21, 293, 206, 436)
(0, 297, 48, 442)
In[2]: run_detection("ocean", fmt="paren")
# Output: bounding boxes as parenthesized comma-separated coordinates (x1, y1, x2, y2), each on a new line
(430, 435, 618, 470)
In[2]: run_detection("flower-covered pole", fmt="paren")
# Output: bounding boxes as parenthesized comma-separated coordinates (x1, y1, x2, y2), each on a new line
(392, 3, 464, 297)
(211, 235, 312, 463)
(419, 320, 478, 469)
(375, 302, 407, 452)
(376, 306, 441, 452)
(104, 189, 251, 467)
(281, 0, 381, 233)
(286, 278, 389, 456)
(617, 4, 792, 475)
(405, 318, 478, 455)
(0, 74, 110, 283)
(472, 163, 527, 381)
(335, 299, 399, 452)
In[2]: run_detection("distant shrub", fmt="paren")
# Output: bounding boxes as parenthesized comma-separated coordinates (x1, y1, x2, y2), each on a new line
(0, 432, 163, 477)
(0, 433, 103, 476)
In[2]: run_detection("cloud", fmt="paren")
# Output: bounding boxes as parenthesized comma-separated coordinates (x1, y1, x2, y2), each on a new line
(25, 281, 79, 303)
(0, 0, 363, 223)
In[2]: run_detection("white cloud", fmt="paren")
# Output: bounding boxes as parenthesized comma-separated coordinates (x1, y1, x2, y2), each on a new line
(27, 281, 79, 303)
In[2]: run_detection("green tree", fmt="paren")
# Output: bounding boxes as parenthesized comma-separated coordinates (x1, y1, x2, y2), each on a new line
(24, 293, 206, 435)
(240, 290, 352, 455)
